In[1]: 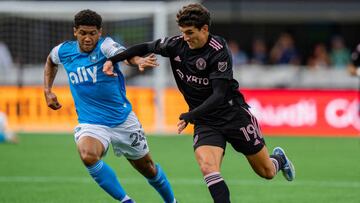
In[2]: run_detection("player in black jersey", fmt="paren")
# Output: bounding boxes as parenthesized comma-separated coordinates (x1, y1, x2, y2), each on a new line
(103, 3, 295, 203)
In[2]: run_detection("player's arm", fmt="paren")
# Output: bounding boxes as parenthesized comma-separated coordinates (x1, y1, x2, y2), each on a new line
(103, 38, 172, 76)
(179, 79, 228, 124)
(44, 55, 62, 110)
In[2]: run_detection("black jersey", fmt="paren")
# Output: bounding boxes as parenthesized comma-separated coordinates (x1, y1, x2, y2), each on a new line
(151, 34, 247, 126)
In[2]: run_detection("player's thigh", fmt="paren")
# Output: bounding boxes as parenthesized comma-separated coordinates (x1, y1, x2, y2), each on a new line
(110, 111, 149, 160)
(195, 145, 224, 174)
(74, 123, 111, 157)
(193, 125, 226, 173)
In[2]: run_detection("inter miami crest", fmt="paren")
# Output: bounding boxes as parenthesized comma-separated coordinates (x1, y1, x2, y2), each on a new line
(196, 58, 207, 70)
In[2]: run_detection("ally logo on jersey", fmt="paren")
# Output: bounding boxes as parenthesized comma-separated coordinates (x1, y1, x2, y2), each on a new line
(69, 66, 97, 84)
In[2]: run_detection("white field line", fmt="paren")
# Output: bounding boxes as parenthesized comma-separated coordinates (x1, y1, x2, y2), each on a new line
(0, 176, 359, 188)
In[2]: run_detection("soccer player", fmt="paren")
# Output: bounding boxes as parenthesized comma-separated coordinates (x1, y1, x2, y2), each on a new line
(43, 9, 177, 203)
(103, 3, 295, 203)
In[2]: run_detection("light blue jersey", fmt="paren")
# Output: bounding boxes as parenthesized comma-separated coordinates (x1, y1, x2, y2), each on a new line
(50, 37, 132, 127)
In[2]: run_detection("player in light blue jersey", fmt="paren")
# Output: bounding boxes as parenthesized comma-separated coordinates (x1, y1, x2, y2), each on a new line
(44, 9, 177, 203)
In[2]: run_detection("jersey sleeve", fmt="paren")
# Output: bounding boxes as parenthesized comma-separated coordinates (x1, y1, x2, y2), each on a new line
(101, 37, 126, 58)
(150, 36, 180, 57)
(209, 46, 233, 80)
(49, 43, 63, 65)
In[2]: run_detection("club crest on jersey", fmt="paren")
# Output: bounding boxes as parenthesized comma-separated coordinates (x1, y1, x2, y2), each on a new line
(89, 53, 98, 62)
(113, 42, 121, 49)
(218, 62, 228, 72)
(196, 58, 207, 70)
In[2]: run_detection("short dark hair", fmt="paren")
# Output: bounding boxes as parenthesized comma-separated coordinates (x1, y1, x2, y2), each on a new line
(74, 9, 102, 29)
(176, 3, 211, 29)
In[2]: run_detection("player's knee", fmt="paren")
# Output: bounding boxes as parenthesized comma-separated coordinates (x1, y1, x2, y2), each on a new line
(79, 151, 101, 166)
(199, 161, 218, 176)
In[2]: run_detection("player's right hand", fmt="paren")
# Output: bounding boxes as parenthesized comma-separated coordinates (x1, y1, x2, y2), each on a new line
(177, 120, 188, 134)
(44, 91, 62, 110)
(103, 60, 118, 77)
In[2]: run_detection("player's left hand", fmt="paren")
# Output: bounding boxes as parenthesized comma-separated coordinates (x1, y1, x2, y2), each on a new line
(179, 112, 194, 124)
(177, 119, 188, 134)
(138, 53, 159, 72)
(103, 60, 118, 77)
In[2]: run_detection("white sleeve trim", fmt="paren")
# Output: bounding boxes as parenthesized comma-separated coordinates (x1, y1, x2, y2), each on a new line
(101, 37, 126, 58)
(50, 43, 63, 65)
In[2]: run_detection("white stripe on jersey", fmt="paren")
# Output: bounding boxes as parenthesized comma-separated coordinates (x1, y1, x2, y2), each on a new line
(50, 43, 63, 65)
(209, 38, 223, 51)
(100, 37, 126, 58)
(172, 36, 183, 41)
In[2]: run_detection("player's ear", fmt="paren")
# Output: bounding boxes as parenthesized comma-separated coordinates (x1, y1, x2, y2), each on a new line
(201, 24, 209, 32)
(73, 27, 77, 37)
(98, 28, 102, 37)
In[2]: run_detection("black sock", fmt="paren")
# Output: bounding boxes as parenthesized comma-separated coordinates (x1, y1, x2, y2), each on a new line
(270, 154, 285, 173)
(204, 172, 230, 203)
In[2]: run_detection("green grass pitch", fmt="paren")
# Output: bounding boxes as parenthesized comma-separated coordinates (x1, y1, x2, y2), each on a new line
(0, 133, 359, 203)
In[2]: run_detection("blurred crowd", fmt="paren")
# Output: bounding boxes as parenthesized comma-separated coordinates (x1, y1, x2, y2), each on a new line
(228, 32, 352, 70)
(0, 31, 357, 83)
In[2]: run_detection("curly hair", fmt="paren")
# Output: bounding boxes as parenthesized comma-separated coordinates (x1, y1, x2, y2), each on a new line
(176, 3, 211, 29)
(74, 9, 102, 29)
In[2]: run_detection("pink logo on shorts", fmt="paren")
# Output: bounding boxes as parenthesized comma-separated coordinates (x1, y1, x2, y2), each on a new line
(193, 134, 199, 146)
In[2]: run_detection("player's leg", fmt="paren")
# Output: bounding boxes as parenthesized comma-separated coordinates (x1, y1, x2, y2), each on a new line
(245, 145, 278, 179)
(193, 125, 230, 203)
(228, 106, 295, 181)
(112, 111, 176, 203)
(128, 154, 177, 203)
(75, 124, 133, 203)
(246, 145, 295, 181)
(195, 145, 230, 203)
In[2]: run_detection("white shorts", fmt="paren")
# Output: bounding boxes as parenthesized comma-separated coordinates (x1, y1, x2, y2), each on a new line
(74, 111, 149, 160)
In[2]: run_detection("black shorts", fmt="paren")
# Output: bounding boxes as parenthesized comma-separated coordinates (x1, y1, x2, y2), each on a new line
(193, 106, 265, 155)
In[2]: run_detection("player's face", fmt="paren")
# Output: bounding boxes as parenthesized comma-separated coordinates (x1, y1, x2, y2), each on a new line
(73, 25, 102, 53)
(179, 25, 209, 49)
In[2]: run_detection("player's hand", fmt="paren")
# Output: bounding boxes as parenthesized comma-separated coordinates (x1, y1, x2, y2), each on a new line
(44, 91, 62, 110)
(137, 54, 158, 72)
(103, 60, 118, 77)
(177, 120, 188, 134)
(179, 112, 194, 124)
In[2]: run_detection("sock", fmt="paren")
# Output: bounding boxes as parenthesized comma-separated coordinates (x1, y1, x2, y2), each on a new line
(87, 160, 130, 202)
(270, 154, 285, 173)
(204, 172, 230, 203)
(0, 133, 5, 143)
(147, 164, 175, 203)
